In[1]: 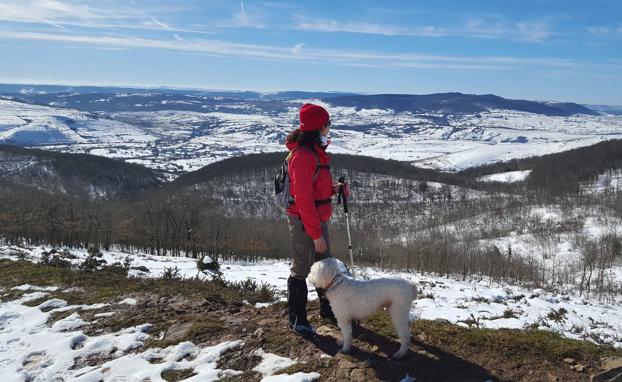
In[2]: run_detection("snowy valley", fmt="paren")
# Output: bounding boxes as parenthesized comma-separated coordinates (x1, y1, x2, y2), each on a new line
(1, 87, 621, 176)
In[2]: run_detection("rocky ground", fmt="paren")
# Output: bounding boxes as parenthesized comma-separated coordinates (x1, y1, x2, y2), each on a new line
(2, 259, 622, 381)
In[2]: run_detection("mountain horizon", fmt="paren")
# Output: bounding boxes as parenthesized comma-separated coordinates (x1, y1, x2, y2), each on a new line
(1, 82, 620, 109)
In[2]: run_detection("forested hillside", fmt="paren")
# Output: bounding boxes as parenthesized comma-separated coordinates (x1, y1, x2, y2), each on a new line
(1, 142, 621, 300)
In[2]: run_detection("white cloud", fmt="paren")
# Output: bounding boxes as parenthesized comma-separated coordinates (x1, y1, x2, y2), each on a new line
(588, 26, 610, 35)
(292, 42, 304, 54)
(466, 18, 553, 42)
(587, 25, 622, 37)
(149, 16, 172, 31)
(464, 18, 506, 39)
(0, 0, 213, 34)
(0, 30, 614, 73)
(516, 21, 551, 42)
(295, 16, 553, 42)
(224, 1, 265, 29)
(295, 18, 447, 37)
(0, 0, 130, 24)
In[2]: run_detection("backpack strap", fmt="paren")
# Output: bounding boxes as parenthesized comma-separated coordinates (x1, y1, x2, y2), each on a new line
(289, 147, 329, 181)
(287, 147, 331, 206)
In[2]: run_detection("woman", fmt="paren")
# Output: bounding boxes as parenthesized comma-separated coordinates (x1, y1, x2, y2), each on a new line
(285, 103, 341, 336)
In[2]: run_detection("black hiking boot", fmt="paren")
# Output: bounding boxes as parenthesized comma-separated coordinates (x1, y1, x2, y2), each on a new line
(287, 276, 315, 337)
(316, 288, 337, 325)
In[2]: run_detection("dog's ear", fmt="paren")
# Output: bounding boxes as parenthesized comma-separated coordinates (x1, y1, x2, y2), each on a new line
(308, 262, 322, 287)
(336, 259, 348, 273)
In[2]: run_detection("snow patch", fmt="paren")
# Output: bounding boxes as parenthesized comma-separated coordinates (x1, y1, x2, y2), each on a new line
(253, 348, 297, 377)
(478, 170, 532, 183)
(11, 284, 59, 292)
(118, 298, 137, 306)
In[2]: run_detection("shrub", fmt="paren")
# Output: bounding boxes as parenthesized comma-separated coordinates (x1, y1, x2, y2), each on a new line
(40, 250, 72, 268)
(229, 278, 277, 303)
(503, 308, 517, 319)
(547, 307, 568, 323)
(102, 256, 133, 276)
(79, 246, 107, 272)
(196, 254, 222, 277)
(162, 266, 182, 281)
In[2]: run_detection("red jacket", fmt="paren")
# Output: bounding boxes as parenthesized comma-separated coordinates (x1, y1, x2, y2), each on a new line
(285, 140, 335, 240)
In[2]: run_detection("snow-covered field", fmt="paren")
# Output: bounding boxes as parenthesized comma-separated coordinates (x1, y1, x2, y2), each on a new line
(0, 99, 156, 146)
(2, 97, 621, 175)
(0, 245, 622, 381)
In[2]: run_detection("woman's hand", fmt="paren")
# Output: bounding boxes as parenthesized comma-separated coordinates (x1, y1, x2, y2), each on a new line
(314, 236, 327, 253)
(333, 182, 350, 196)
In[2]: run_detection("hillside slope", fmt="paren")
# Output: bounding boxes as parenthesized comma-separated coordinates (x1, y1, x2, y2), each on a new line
(0, 145, 162, 198)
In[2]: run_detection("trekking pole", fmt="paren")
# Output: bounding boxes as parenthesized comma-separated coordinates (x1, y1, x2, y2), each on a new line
(337, 176, 355, 277)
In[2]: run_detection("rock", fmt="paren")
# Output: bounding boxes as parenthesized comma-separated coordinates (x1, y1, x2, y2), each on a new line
(546, 372, 560, 381)
(227, 306, 240, 314)
(337, 357, 358, 370)
(130, 266, 150, 273)
(224, 317, 245, 326)
(335, 357, 356, 380)
(416, 349, 440, 361)
(564, 358, 577, 365)
(416, 333, 428, 342)
(257, 318, 278, 326)
(360, 358, 373, 368)
(591, 356, 622, 382)
(572, 364, 586, 373)
(349, 368, 376, 382)
(253, 328, 264, 338)
(603, 357, 622, 368)
(163, 322, 193, 342)
(315, 325, 338, 338)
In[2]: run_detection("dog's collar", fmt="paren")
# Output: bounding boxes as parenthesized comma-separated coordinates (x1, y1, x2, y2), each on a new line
(325, 273, 345, 291)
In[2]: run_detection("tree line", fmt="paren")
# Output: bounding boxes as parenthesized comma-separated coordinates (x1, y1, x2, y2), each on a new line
(1, 145, 621, 298)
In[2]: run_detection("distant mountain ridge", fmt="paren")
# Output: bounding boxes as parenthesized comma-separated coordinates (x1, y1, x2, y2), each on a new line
(0, 84, 356, 101)
(0, 84, 601, 116)
(324, 93, 598, 116)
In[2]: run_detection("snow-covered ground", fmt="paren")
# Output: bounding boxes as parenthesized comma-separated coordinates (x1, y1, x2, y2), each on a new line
(1, 240, 621, 380)
(2, 243, 621, 350)
(0, 287, 320, 381)
(582, 169, 622, 194)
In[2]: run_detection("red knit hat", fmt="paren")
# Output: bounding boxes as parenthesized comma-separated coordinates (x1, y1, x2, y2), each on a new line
(299, 103, 329, 132)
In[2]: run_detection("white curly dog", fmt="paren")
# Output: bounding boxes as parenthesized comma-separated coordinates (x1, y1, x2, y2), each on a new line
(308, 258, 418, 358)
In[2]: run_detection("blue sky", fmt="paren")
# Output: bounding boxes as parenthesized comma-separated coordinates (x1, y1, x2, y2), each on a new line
(0, 0, 621, 104)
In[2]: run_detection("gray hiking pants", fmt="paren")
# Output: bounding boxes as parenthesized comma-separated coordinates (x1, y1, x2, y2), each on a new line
(287, 214, 331, 279)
